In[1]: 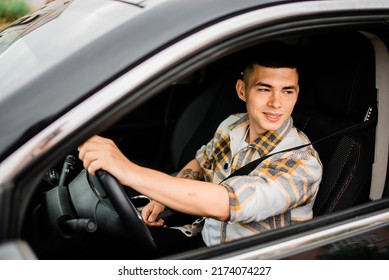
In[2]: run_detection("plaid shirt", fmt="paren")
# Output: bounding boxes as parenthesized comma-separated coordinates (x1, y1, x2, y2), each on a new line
(196, 113, 322, 246)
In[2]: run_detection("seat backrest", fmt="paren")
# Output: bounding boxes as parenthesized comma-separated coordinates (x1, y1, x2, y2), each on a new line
(170, 59, 246, 170)
(293, 32, 377, 216)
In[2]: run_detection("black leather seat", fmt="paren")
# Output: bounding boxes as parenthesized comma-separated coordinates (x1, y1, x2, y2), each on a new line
(293, 32, 377, 216)
(170, 60, 246, 170)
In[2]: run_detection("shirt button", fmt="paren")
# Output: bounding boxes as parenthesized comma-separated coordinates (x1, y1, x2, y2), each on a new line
(223, 163, 229, 170)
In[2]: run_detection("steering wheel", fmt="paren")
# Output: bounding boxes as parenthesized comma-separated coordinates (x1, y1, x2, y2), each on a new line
(95, 170, 157, 252)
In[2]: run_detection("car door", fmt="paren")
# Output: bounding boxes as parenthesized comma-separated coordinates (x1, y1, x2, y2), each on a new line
(0, 0, 388, 260)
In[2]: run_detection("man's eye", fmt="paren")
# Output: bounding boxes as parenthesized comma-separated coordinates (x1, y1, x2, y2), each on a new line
(258, 88, 270, 92)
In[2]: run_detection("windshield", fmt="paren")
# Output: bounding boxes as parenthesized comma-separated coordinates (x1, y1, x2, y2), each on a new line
(0, 0, 72, 55)
(0, 0, 140, 101)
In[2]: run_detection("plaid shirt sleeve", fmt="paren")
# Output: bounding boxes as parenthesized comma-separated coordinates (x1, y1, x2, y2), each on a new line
(196, 115, 241, 181)
(222, 147, 322, 224)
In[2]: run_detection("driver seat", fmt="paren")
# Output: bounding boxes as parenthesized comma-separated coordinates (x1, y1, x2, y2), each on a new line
(293, 32, 377, 216)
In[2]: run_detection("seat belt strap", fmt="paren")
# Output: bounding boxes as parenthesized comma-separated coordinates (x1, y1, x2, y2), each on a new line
(220, 107, 375, 184)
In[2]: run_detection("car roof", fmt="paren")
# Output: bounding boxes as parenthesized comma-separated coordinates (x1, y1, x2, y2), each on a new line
(0, 0, 304, 160)
(0, 0, 293, 161)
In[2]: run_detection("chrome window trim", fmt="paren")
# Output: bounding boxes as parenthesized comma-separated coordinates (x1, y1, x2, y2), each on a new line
(0, 0, 388, 256)
(222, 210, 389, 259)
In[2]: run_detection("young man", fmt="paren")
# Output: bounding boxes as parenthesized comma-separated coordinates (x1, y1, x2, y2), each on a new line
(78, 42, 322, 249)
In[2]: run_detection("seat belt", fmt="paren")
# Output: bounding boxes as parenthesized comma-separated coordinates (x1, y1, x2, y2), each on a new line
(220, 107, 376, 184)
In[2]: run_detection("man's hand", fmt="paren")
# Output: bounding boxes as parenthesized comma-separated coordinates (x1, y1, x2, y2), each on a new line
(141, 200, 166, 226)
(78, 135, 132, 185)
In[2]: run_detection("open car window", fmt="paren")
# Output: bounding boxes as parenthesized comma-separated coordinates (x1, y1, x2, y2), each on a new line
(0, 0, 387, 261)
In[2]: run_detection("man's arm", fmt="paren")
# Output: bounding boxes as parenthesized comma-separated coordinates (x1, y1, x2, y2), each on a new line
(78, 136, 230, 221)
(176, 159, 204, 180)
(142, 159, 205, 226)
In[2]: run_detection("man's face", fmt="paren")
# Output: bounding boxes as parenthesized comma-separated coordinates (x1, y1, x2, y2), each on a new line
(236, 65, 299, 139)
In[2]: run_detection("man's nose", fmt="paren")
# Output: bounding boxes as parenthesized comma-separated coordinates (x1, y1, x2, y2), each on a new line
(267, 92, 282, 108)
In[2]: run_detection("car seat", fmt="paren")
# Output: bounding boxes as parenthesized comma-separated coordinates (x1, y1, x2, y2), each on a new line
(170, 60, 246, 170)
(293, 32, 377, 216)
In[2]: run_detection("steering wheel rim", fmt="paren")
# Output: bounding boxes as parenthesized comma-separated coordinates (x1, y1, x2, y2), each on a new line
(95, 170, 157, 252)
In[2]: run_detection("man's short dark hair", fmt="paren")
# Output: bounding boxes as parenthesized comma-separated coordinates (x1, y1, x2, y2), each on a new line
(242, 41, 299, 84)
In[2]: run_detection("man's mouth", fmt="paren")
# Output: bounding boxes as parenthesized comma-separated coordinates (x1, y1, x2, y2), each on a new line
(263, 112, 282, 122)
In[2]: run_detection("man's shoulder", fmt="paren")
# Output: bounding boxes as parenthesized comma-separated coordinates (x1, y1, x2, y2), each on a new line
(218, 113, 248, 132)
(274, 126, 311, 152)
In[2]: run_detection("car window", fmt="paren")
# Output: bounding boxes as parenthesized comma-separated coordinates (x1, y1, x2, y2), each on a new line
(21, 28, 387, 260)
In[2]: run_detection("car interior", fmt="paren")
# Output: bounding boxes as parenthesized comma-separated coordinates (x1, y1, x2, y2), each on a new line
(21, 29, 386, 259)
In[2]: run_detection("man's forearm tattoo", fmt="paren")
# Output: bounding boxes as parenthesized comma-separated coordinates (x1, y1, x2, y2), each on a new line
(182, 168, 201, 180)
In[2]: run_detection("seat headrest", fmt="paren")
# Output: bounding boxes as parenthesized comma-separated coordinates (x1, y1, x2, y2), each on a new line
(300, 32, 376, 119)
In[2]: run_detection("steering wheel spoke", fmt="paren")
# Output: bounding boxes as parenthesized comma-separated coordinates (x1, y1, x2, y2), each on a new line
(94, 170, 157, 252)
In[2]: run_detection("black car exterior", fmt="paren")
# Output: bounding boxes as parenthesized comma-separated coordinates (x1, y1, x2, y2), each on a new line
(0, 0, 389, 260)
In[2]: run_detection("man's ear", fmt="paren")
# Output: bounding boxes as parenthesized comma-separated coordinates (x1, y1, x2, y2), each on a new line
(236, 79, 246, 102)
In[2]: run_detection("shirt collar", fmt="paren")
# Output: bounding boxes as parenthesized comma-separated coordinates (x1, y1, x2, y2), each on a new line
(228, 113, 293, 157)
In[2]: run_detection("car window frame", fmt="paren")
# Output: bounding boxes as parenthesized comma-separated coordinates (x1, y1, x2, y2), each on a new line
(1, 0, 389, 258)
